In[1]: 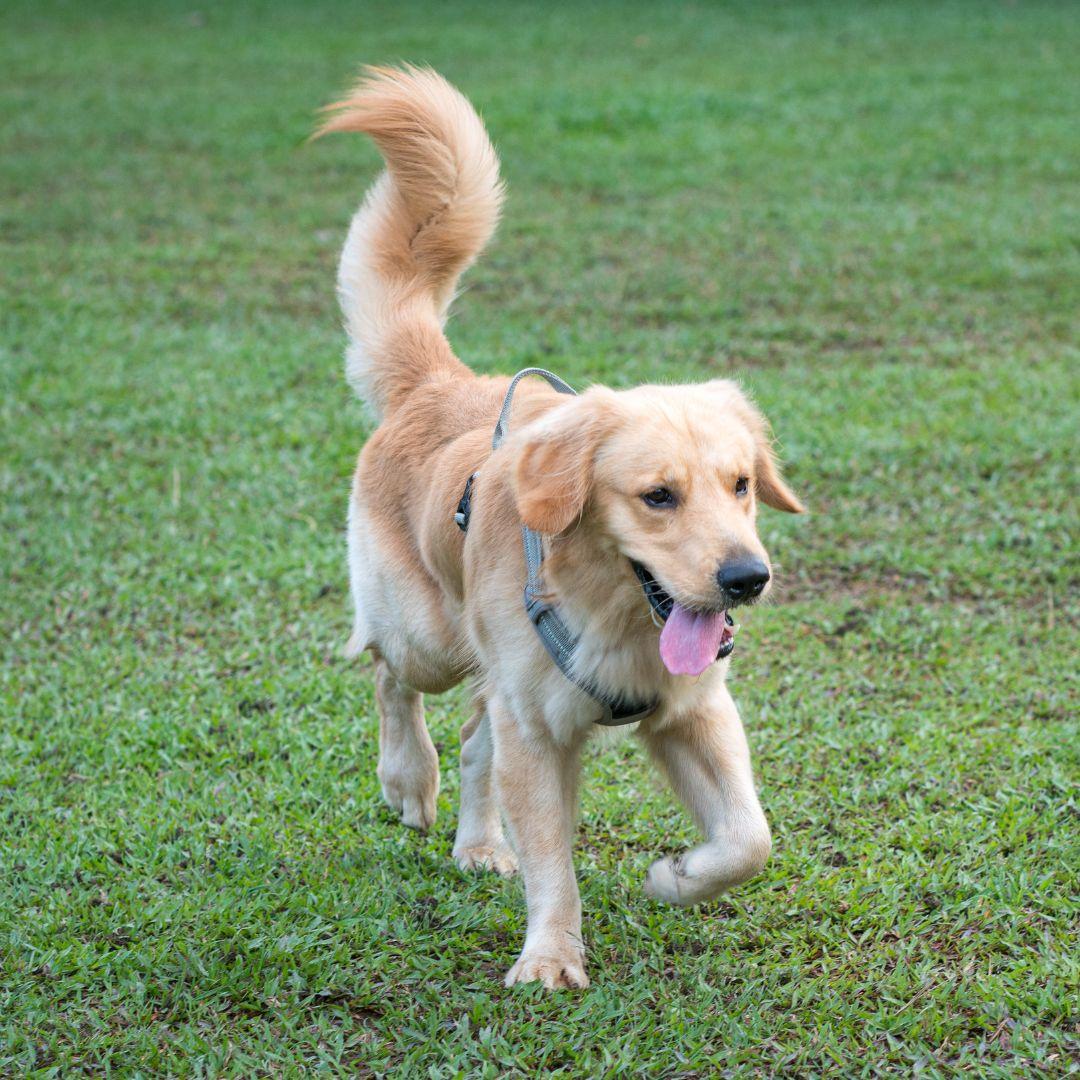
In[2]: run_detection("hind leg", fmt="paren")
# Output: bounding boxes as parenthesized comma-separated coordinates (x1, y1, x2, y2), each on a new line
(452, 698, 517, 876)
(374, 659, 440, 831)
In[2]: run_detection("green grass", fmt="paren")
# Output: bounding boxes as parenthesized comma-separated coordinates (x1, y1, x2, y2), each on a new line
(2, 0, 1078, 1073)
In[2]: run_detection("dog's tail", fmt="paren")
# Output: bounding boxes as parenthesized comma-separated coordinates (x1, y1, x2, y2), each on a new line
(315, 66, 504, 419)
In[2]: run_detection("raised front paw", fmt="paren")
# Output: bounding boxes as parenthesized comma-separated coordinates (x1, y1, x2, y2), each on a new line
(644, 853, 719, 906)
(645, 831, 771, 906)
(505, 946, 588, 990)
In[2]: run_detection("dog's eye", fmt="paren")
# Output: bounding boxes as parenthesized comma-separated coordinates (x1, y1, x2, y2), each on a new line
(642, 487, 677, 509)
(734, 477, 749, 496)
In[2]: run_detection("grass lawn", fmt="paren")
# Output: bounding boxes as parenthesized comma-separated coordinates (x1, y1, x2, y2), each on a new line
(2, 0, 1078, 1073)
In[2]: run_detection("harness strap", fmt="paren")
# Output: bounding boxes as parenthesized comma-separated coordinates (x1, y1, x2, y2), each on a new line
(493, 369, 659, 726)
(491, 367, 576, 451)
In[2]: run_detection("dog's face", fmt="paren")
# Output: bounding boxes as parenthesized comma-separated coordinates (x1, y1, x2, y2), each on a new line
(513, 381, 803, 613)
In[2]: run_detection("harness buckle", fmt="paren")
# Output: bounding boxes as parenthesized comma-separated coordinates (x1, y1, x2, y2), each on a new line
(523, 584, 552, 626)
(454, 473, 477, 533)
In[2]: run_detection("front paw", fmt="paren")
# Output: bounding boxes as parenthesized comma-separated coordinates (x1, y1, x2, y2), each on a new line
(645, 833, 770, 906)
(505, 946, 588, 990)
(645, 854, 722, 906)
(453, 843, 518, 877)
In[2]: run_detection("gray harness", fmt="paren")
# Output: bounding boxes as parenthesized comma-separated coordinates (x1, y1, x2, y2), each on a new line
(457, 368, 660, 726)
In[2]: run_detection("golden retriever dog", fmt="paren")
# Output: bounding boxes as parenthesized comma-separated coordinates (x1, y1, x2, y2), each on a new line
(316, 66, 804, 989)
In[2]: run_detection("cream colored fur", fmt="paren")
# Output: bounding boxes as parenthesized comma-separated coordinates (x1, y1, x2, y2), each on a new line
(316, 66, 803, 990)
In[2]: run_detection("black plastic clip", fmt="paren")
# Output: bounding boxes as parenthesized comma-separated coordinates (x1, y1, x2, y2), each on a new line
(454, 472, 477, 532)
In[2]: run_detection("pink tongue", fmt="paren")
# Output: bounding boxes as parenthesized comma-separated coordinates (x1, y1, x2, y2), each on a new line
(659, 604, 727, 677)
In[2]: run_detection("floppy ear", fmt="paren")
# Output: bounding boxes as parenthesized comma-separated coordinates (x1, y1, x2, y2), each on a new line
(755, 439, 805, 514)
(711, 379, 805, 514)
(512, 391, 615, 533)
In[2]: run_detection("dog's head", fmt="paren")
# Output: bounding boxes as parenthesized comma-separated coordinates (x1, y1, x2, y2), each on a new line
(512, 381, 803, 673)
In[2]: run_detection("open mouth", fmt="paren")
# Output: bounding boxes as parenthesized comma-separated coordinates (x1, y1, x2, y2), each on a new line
(631, 561, 735, 676)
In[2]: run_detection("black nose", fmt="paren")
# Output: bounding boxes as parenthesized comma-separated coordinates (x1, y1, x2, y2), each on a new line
(717, 558, 770, 601)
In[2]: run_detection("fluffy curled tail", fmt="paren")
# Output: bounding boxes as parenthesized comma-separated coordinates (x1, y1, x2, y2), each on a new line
(315, 66, 504, 418)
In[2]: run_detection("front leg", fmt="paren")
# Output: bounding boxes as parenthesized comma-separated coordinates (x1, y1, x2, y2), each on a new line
(491, 697, 588, 989)
(640, 685, 772, 906)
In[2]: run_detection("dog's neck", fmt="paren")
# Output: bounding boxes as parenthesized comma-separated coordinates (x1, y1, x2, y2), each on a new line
(541, 522, 671, 699)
